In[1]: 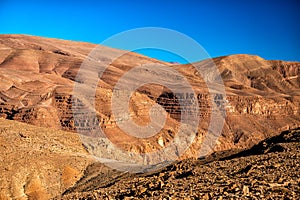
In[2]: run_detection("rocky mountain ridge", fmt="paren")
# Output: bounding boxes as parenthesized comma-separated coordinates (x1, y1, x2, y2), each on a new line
(0, 34, 299, 155)
(0, 34, 299, 199)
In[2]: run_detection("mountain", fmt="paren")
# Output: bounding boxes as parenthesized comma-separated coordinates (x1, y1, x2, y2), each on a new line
(0, 34, 299, 199)
(0, 34, 299, 152)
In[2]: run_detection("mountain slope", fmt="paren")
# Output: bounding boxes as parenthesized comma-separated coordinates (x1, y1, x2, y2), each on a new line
(0, 34, 299, 199)
(0, 118, 92, 199)
(0, 34, 299, 156)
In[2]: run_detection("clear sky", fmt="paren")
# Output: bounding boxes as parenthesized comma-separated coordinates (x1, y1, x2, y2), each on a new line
(1, 0, 299, 63)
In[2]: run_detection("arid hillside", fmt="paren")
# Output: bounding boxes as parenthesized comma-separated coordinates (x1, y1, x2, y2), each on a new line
(0, 118, 93, 199)
(0, 34, 299, 154)
(0, 34, 299, 199)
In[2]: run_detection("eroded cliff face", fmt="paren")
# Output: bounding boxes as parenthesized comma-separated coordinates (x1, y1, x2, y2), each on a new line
(0, 35, 299, 157)
(0, 34, 299, 199)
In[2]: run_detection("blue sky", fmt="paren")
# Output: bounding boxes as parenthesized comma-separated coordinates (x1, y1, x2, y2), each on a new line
(1, 0, 299, 63)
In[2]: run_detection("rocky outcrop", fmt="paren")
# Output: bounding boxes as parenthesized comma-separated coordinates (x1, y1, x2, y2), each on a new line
(60, 128, 300, 200)
(0, 34, 299, 199)
(0, 34, 299, 156)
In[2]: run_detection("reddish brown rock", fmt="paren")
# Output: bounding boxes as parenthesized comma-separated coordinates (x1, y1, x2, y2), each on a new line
(0, 34, 299, 199)
(0, 34, 299, 156)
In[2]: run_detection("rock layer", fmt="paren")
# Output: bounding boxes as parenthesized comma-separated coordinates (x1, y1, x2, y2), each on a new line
(0, 34, 299, 199)
(0, 34, 299, 156)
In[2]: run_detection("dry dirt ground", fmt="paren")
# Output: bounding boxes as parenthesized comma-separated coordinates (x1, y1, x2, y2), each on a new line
(60, 128, 300, 200)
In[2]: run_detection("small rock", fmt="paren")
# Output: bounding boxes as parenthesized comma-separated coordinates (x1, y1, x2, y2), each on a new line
(278, 177, 284, 184)
(203, 193, 210, 200)
(137, 186, 147, 195)
(231, 183, 238, 190)
(243, 185, 249, 196)
(159, 180, 165, 189)
(148, 182, 155, 188)
(274, 163, 281, 168)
